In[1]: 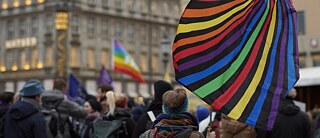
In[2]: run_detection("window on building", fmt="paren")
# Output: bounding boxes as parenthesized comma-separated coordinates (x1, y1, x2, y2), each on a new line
(158, 1, 163, 15)
(140, 26, 147, 43)
(297, 11, 305, 35)
(140, 0, 147, 13)
(152, 54, 159, 73)
(115, 22, 122, 40)
(19, 18, 26, 37)
(71, 14, 79, 34)
(174, 3, 180, 17)
(167, 2, 173, 17)
(151, 1, 157, 15)
(6, 50, 14, 69)
(20, 49, 27, 69)
(299, 55, 306, 68)
(128, 51, 135, 60)
(127, 24, 134, 41)
(31, 16, 38, 36)
(31, 47, 38, 69)
(87, 49, 95, 69)
(313, 54, 320, 67)
(46, 14, 53, 33)
(70, 47, 80, 67)
(102, 0, 108, 7)
(163, 2, 169, 17)
(140, 52, 147, 72)
(152, 28, 158, 44)
(114, 0, 121, 8)
(127, 0, 135, 10)
(45, 46, 52, 67)
(88, 0, 95, 5)
(87, 17, 95, 38)
(101, 19, 109, 39)
(7, 20, 14, 39)
(100, 49, 110, 69)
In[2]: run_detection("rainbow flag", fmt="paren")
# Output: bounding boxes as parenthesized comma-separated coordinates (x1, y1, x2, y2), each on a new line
(113, 40, 145, 83)
(173, 0, 299, 131)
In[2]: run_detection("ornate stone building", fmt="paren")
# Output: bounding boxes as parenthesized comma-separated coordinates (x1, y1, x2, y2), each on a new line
(0, 0, 181, 97)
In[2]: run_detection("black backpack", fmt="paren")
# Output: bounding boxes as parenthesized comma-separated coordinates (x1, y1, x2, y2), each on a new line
(92, 117, 128, 138)
(42, 101, 64, 137)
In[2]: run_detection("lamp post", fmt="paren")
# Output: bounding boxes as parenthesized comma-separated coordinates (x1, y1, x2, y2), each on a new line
(161, 32, 171, 73)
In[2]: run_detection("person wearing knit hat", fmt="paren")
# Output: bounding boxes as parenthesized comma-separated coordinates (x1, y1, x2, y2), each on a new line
(1, 80, 47, 138)
(195, 106, 210, 123)
(132, 80, 174, 138)
(162, 88, 189, 114)
(140, 88, 204, 138)
(81, 98, 101, 138)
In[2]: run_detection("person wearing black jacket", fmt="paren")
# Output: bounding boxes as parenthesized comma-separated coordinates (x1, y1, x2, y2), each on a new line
(257, 88, 311, 138)
(132, 80, 173, 138)
(0, 80, 47, 138)
(0, 92, 15, 118)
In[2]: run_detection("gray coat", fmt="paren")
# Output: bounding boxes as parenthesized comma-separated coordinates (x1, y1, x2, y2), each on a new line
(41, 90, 87, 138)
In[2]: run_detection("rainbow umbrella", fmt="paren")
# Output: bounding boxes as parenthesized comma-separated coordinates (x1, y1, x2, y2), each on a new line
(172, 0, 299, 130)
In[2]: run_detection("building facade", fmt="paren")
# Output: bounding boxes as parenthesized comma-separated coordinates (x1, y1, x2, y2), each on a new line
(293, 0, 320, 110)
(0, 0, 181, 98)
(293, 0, 320, 68)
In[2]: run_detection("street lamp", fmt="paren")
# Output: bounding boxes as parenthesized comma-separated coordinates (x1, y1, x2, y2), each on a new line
(161, 32, 171, 73)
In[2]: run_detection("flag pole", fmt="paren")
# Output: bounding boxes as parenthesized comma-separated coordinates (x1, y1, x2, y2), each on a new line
(120, 74, 125, 93)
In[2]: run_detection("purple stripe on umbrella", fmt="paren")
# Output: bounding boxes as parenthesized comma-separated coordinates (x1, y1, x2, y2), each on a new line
(178, 0, 263, 72)
(267, 0, 288, 131)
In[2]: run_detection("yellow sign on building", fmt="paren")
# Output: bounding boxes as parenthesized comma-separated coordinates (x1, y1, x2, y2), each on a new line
(55, 12, 68, 30)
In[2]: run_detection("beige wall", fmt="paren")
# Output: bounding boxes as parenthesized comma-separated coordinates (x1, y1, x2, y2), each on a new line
(293, 0, 320, 36)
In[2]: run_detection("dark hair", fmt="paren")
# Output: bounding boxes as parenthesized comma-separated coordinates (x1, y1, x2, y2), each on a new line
(100, 96, 107, 103)
(0, 92, 15, 103)
(99, 84, 114, 93)
(53, 78, 67, 90)
(87, 99, 101, 112)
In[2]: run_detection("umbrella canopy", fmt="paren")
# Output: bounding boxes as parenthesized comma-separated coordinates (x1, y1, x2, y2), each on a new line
(172, 0, 299, 131)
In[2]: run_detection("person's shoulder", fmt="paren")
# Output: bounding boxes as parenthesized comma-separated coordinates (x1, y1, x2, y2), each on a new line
(298, 111, 311, 121)
(189, 131, 205, 138)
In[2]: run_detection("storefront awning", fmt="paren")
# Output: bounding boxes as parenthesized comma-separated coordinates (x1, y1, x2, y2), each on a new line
(296, 67, 320, 87)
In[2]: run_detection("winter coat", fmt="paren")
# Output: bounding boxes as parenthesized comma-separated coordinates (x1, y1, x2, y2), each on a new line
(103, 108, 136, 138)
(132, 101, 163, 138)
(1, 99, 47, 138)
(219, 114, 256, 138)
(140, 112, 204, 138)
(0, 102, 10, 119)
(267, 98, 311, 138)
(80, 111, 100, 138)
(41, 90, 87, 138)
(131, 105, 147, 122)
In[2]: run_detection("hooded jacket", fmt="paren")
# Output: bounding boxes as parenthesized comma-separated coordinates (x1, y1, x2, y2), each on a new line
(1, 100, 47, 138)
(41, 90, 87, 138)
(103, 108, 136, 138)
(268, 98, 311, 138)
(132, 80, 173, 138)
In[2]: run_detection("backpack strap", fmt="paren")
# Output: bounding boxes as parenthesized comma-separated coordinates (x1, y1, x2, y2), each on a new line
(147, 111, 156, 122)
(53, 100, 64, 135)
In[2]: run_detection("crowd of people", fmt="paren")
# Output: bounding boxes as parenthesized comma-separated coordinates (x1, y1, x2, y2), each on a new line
(0, 78, 319, 138)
